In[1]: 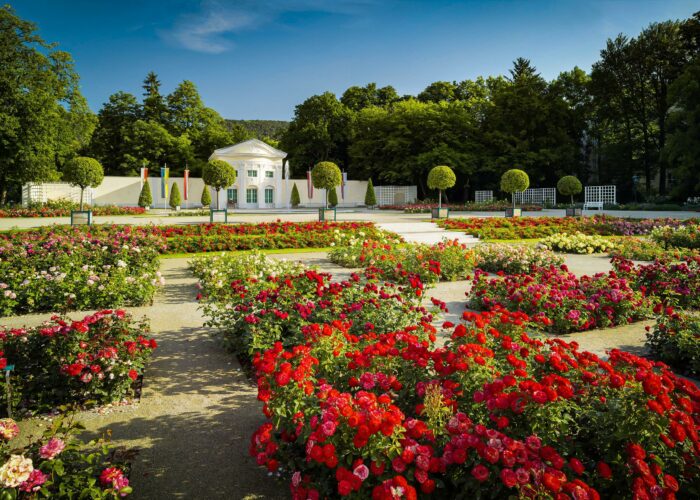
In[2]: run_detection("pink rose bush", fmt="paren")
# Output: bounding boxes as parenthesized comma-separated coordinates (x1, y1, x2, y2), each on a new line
(469, 265, 651, 333)
(0, 414, 132, 498)
(0, 310, 156, 412)
(0, 227, 163, 316)
(612, 256, 700, 309)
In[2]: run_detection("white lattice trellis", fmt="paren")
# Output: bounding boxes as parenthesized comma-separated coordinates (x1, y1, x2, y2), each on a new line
(22, 183, 93, 207)
(375, 186, 418, 206)
(474, 190, 493, 203)
(584, 185, 616, 205)
(513, 188, 556, 206)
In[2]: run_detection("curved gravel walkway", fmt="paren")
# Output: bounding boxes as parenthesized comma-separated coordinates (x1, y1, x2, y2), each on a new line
(3, 258, 285, 500)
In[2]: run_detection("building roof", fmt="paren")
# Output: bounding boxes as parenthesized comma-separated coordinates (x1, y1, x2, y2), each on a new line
(209, 138, 287, 161)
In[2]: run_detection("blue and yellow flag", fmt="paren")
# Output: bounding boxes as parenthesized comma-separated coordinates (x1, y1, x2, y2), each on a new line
(161, 166, 170, 198)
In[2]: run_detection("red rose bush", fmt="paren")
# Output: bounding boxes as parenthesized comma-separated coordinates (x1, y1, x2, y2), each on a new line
(250, 308, 700, 498)
(0, 310, 156, 413)
(192, 253, 435, 361)
(328, 234, 474, 285)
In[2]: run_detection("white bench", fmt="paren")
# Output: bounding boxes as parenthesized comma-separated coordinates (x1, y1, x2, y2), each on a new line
(583, 201, 604, 211)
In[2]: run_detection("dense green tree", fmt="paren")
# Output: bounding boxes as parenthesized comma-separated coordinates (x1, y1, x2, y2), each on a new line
(88, 91, 141, 175)
(480, 58, 579, 188)
(122, 120, 193, 175)
(418, 81, 458, 103)
(340, 83, 400, 111)
(281, 92, 353, 173)
(501, 169, 530, 208)
(664, 56, 700, 199)
(142, 71, 167, 123)
(0, 5, 94, 203)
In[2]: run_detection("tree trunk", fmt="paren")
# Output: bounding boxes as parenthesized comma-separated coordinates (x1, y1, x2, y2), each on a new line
(438, 190, 442, 209)
(80, 187, 84, 211)
(658, 81, 668, 195)
(216, 189, 220, 209)
(571, 194, 574, 206)
(0, 172, 6, 206)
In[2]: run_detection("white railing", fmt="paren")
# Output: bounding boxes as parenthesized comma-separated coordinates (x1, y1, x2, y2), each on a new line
(513, 188, 556, 206)
(474, 190, 493, 203)
(22, 183, 92, 207)
(375, 186, 418, 206)
(584, 185, 616, 206)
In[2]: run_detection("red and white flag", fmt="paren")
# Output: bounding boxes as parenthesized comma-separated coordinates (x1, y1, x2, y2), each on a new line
(183, 169, 189, 200)
(307, 170, 313, 198)
(140, 167, 149, 187)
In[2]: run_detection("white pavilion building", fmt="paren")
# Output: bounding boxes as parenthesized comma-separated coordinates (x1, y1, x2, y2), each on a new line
(208, 138, 289, 209)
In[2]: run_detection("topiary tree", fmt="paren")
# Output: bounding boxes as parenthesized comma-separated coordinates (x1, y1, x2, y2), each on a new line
(427, 165, 456, 209)
(290, 183, 301, 208)
(311, 161, 342, 209)
(365, 178, 377, 207)
(201, 185, 212, 207)
(138, 182, 152, 208)
(557, 175, 583, 206)
(500, 169, 530, 209)
(199, 184, 211, 207)
(203, 159, 236, 209)
(62, 157, 104, 210)
(328, 187, 338, 207)
(169, 182, 181, 209)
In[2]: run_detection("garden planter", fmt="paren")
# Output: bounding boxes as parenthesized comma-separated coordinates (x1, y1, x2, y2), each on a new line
(319, 207, 336, 221)
(566, 207, 582, 217)
(70, 210, 92, 226)
(210, 208, 228, 223)
(431, 207, 450, 219)
(505, 208, 521, 218)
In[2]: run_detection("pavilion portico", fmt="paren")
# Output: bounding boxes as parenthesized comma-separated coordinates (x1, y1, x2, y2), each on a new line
(208, 139, 288, 209)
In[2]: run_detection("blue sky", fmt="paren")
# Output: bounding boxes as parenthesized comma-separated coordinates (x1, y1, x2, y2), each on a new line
(10, 0, 699, 120)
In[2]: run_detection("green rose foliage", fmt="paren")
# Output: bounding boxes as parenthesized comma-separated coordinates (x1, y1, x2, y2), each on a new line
(201, 185, 212, 206)
(169, 182, 181, 209)
(500, 169, 530, 194)
(427, 165, 456, 190)
(365, 178, 377, 206)
(311, 161, 342, 190)
(557, 175, 583, 196)
(328, 187, 338, 207)
(203, 159, 236, 191)
(138, 182, 152, 208)
(290, 183, 301, 207)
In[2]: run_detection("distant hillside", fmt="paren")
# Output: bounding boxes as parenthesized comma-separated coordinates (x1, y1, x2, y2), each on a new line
(226, 119, 289, 140)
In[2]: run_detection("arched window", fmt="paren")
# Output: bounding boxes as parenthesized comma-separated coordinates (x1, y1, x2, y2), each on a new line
(264, 187, 274, 204)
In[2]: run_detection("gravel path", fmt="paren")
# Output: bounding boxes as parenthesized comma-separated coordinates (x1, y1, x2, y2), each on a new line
(3, 258, 285, 500)
(0, 248, 653, 499)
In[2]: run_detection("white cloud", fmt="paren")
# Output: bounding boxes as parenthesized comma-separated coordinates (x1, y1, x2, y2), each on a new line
(161, 0, 380, 53)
